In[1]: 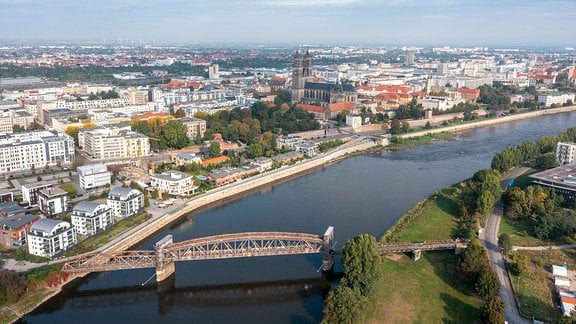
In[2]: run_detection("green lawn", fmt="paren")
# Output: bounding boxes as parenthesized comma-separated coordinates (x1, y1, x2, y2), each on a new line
(511, 168, 540, 189)
(369, 251, 483, 323)
(499, 216, 545, 247)
(396, 188, 460, 242)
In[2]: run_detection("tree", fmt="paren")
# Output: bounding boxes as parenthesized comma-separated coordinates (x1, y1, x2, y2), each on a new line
(65, 126, 81, 145)
(342, 234, 382, 296)
(390, 119, 402, 135)
(174, 107, 186, 118)
(59, 184, 78, 197)
(457, 240, 488, 282)
(322, 285, 365, 324)
(475, 269, 500, 298)
(209, 141, 221, 158)
(498, 233, 512, 254)
(0, 269, 28, 305)
(161, 120, 189, 149)
(12, 124, 25, 133)
(482, 296, 505, 324)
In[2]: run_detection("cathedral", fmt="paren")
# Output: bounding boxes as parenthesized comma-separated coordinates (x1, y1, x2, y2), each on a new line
(291, 50, 357, 106)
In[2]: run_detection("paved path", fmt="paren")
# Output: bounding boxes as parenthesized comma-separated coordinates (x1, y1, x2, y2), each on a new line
(513, 244, 576, 251)
(483, 202, 530, 324)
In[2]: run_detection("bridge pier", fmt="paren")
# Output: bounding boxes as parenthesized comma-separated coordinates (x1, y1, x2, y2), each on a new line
(155, 235, 175, 283)
(412, 250, 422, 261)
(321, 226, 334, 272)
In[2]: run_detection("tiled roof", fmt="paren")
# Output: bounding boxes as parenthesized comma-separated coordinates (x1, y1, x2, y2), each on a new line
(327, 101, 356, 112)
(296, 104, 325, 113)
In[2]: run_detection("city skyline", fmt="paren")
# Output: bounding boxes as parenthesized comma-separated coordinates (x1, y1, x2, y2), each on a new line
(0, 0, 575, 47)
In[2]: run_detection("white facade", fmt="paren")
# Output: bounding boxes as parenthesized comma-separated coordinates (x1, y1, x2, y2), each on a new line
(150, 171, 197, 196)
(77, 164, 111, 190)
(71, 201, 114, 236)
(28, 219, 76, 258)
(107, 187, 144, 218)
(538, 93, 576, 107)
(295, 143, 318, 157)
(557, 142, 576, 165)
(78, 124, 150, 160)
(346, 114, 362, 129)
(0, 129, 75, 173)
(38, 187, 68, 217)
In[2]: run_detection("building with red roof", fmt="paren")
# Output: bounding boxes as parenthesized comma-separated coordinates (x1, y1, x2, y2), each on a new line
(457, 87, 480, 101)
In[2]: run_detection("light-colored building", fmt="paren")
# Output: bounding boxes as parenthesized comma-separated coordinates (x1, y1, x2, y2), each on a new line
(346, 114, 362, 129)
(252, 157, 273, 173)
(22, 182, 52, 206)
(557, 142, 576, 165)
(71, 201, 114, 236)
(538, 93, 576, 107)
(78, 124, 150, 160)
(0, 129, 75, 173)
(207, 168, 243, 187)
(107, 187, 144, 218)
(77, 164, 111, 191)
(0, 214, 39, 249)
(28, 219, 76, 258)
(38, 187, 68, 218)
(0, 108, 34, 133)
(178, 117, 207, 140)
(295, 142, 318, 157)
(150, 171, 197, 196)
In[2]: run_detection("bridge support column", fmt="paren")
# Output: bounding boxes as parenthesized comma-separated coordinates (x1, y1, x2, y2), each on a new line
(155, 235, 175, 283)
(412, 250, 421, 261)
(322, 226, 334, 272)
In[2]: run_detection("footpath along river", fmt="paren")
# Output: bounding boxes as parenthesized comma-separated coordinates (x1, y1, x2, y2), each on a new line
(23, 111, 576, 323)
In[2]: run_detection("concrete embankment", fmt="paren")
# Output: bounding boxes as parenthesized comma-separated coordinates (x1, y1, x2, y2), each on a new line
(399, 106, 576, 139)
(106, 140, 378, 252)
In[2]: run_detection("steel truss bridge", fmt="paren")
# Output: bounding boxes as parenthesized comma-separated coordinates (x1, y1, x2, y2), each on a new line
(63, 227, 335, 282)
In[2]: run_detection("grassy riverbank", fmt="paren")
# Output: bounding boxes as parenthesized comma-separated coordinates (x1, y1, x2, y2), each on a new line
(370, 184, 484, 322)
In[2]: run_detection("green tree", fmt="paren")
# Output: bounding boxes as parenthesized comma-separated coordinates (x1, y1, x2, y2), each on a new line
(59, 184, 78, 197)
(482, 296, 505, 324)
(209, 141, 221, 158)
(390, 119, 402, 135)
(342, 234, 383, 296)
(498, 233, 512, 254)
(475, 269, 500, 298)
(322, 285, 365, 324)
(457, 240, 488, 282)
(161, 120, 189, 149)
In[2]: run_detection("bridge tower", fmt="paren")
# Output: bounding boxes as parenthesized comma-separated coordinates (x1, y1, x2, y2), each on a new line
(321, 226, 335, 272)
(155, 235, 175, 283)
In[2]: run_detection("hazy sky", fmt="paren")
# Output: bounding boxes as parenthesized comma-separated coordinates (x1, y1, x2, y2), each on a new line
(1, 0, 574, 47)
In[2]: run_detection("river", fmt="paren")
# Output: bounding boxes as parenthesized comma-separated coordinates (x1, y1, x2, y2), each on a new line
(23, 112, 576, 324)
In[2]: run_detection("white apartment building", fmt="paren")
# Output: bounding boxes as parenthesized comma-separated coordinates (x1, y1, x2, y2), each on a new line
(538, 93, 576, 107)
(557, 142, 576, 165)
(28, 219, 76, 258)
(38, 187, 68, 217)
(54, 98, 130, 110)
(150, 171, 197, 196)
(0, 108, 34, 133)
(0, 129, 75, 173)
(107, 187, 144, 218)
(71, 201, 114, 236)
(77, 164, 111, 191)
(78, 124, 150, 160)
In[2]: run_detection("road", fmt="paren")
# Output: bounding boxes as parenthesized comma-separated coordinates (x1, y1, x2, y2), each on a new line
(482, 167, 531, 324)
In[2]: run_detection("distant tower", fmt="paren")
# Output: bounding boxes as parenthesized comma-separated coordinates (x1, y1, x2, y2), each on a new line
(406, 51, 415, 65)
(292, 50, 313, 103)
(208, 64, 219, 79)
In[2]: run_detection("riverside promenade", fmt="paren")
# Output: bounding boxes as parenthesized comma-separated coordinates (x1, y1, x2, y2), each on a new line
(399, 106, 576, 139)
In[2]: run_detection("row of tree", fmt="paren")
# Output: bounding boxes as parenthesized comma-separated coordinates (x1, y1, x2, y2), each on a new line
(322, 234, 382, 323)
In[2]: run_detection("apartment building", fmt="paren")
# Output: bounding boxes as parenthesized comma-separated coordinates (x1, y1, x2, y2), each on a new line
(0, 129, 75, 173)
(177, 117, 207, 140)
(77, 164, 111, 191)
(38, 187, 68, 218)
(557, 142, 576, 165)
(107, 187, 144, 218)
(28, 218, 76, 258)
(538, 93, 576, 107)
(71, 201, 114, 236)
(0, 214, 39, 249)
(78, 124, 150, 160)
(150, 171, 197, 196)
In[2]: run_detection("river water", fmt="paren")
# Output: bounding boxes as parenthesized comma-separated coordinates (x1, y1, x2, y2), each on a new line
(23, 112, 576, 323)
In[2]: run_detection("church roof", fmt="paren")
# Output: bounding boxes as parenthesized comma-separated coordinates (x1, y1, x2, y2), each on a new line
(304, 82, 356, 92)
